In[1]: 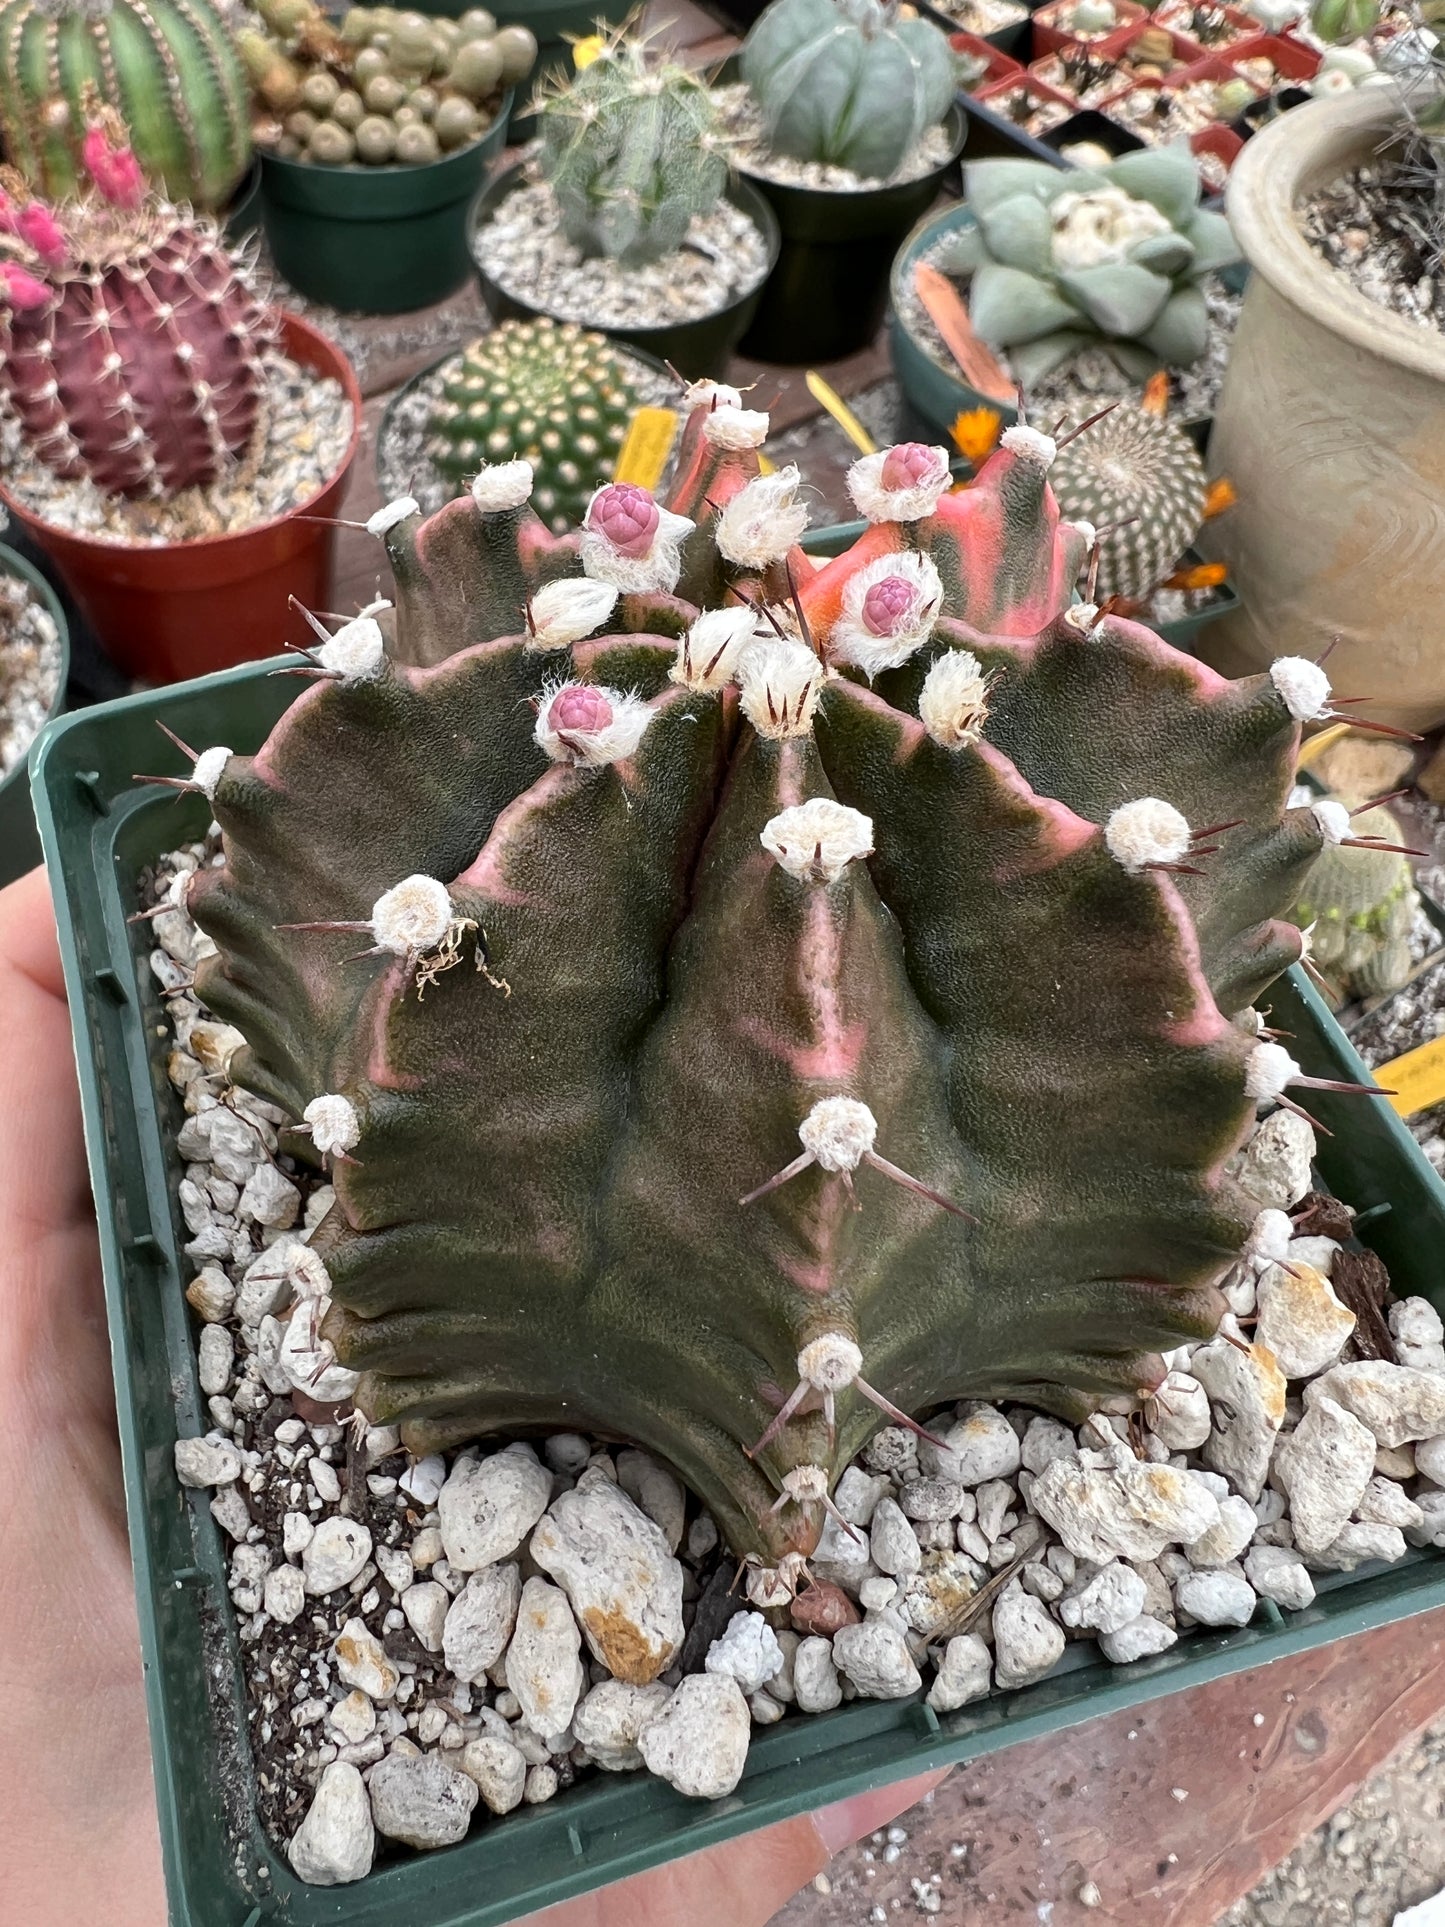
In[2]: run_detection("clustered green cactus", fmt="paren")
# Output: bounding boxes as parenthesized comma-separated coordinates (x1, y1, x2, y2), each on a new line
(1047, 402, 1207, 602)
(1293, 801, 1421, 1004)
(425, 319, 647, 534)
(0, 0, 252, 210)
(536, 30, 727, 267)
(941, 147, 1242, 386)
(740, 0, 958, 179)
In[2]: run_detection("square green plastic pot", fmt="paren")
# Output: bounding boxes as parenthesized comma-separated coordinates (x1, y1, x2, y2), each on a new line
(28, 658, 1445, 1927)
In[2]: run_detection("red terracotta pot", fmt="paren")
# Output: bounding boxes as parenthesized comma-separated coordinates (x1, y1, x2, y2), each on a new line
(0, 313, 362, 686)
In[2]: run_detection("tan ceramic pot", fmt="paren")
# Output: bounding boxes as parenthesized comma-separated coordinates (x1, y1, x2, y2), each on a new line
(1200, 89, 1445, 732)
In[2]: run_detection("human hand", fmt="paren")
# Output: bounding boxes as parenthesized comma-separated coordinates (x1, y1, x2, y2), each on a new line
(0, 863, 947, 1926)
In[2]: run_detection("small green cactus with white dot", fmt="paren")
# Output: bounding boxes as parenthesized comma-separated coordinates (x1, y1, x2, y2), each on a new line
(1048, 403, 1206, 602)
(425, 319, 647, 534)
(1293, 801, 1420, 1003)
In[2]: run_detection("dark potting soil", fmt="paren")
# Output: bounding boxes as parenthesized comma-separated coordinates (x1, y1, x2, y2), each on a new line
(1300, 158, 1445, 334)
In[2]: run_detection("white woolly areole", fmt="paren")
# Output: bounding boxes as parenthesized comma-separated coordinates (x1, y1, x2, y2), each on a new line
(1001, 424, 1058, 467)
(1312, 798, 1351, 845)
(736, 639, 824, 740)
(782, 1464, 830, 1502)
(1064, 601, 1100, 634)
(797, 1332, 863, 1391)
(371, 875, 453, 955)
(580, 505, 693, 595)
(672, 606, 761, 692)
(832, 550, 943, 677)
(1067, 518, 1098, 547)
(1247, 1208, 1294, 1265)
(703, 405, 770, 450)
(685, 379, 743, 412)
(191, 746, 232, 800)
(366, 496, 418, 537)
(534, 683, 654, 767)
(919, 649, 991, 751)
(287, 1242, 333, 1301)
(1246, 1040, 1302, 1101)
(798, 1095, 877, 1172)
(1270, 656, 1332, 721)
(317, 614, 385, 683)
(716, 467, 810, 569)
(845, 446, 952, 523)
(760, 797, 874, 883)
(304, 1094, 361, 1156)
(1105, 797, 1191, 871)
(470, 459, 534, 512)
(527, 577, 619, 650)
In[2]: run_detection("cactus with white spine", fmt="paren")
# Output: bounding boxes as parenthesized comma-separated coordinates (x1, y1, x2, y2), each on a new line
(1292, 799, 1421, 1002)
(1047, 402, 1207, 602)
(150, 392, 1388, 1576)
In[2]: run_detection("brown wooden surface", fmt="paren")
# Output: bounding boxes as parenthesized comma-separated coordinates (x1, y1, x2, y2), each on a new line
(772, 1607, 1445, 1925)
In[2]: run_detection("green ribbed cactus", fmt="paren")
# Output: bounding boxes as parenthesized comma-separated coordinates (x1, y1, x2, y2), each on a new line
(536, 29, 727, 267)
(944, 147, 1241, 386)
(1047, 403, 1206, 601)
(1293, 802, 1420, 1003)
(740, 0, 957, 179)
(0, 0, 251, 211)
(425, 320, 646, 534)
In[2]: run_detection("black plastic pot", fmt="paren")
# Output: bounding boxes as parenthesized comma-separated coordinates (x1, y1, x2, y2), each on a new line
(735, 103, 968, 366)
(257, 97, 511, 315)
(221, 159, 263, 245)
(468, 165, 780, 381)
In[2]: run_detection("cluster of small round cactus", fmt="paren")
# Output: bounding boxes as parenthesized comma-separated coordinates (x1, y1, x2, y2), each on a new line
(1047, 402, 1207, 602)
(243, 0, 535, 168)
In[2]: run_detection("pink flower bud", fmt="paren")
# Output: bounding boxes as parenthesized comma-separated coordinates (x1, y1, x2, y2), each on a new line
(549, 684, 615, 735)
(0, 265, 52, 311)
(881, 443, 943, 491)
(82, 124, 145, 208)
(16, 201, 67, 266)
(861, 575, 917, 637)
(585, 483, 660, 558)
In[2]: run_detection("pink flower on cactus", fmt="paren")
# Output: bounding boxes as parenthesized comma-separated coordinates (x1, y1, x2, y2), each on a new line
(534, 680, 654, 768)
(16, 201, 67, 267)
(861, 574, 919, 638)
(0, 265, 52, 311)
(82, 124, 146, 208)
(847, 442, 952, 524)
(881, 443, 943, 492)
(550, 684, 615, 736)
(580, 484, 694, 595)
(586, 483, 661, 558)
(832, 551, 943, 679)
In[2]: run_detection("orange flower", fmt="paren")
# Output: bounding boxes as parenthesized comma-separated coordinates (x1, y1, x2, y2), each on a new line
(1165, 561, 1229, 592)
(1141, 371, 1171, 417)
(1203, 476, 1238, 519)
(949, 405, 1003, 467)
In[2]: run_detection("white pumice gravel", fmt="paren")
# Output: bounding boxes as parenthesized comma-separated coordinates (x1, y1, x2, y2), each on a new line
(145, 837, 1445, 1886)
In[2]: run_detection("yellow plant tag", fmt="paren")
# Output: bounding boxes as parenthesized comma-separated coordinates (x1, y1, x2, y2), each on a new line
(572, 32, 606, 69)
(1378, 1034, 1445, 1120)
(804, 372, 877, 455)
(613, 407, 679, 491)
(1296, 722, 1353, 770)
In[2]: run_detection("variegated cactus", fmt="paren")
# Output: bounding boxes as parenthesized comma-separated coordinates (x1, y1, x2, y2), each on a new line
(149, 388, 1387, 1577)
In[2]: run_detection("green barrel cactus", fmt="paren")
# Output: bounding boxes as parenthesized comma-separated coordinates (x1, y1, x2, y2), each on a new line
(1047, 402, 1207, 601)
(943, 147, 1242, 386)
(0, 0, 252, 211)
(425, 320, 647, 536)
(159, 396, 1368, 1573)
(740, 0, 958, 179)
(536, 29, 727, 267)
(1292, 800, 1421, 1003)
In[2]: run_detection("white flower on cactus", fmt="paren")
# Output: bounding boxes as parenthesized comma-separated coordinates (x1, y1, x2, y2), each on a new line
(1270, 656, 1332, 722)
(366, 496, 419, 537)
(1048, 185, 1174, 272)
(831, 551, 942, 677)
(1001, 424, 1058, 468)
(1311, 798, 1351, 845)
(760, 797, 875, 882)
(799, 1095, 878, 1172)
(919, 648, 992, 751)
(580, 482, 694, 595)
(684, 379, 744, 412)
(1245, 1040, 1301, 1102)
(1105, 797, 1191, 872)
(715, 467, 810, 569)
(371, 876, 454, 955)
(703, 405, 770, 450)
(526, 577, 619, 651)
(303, 1094, 361, 1157)
(316, 613, 386, 683)
(534, 681, 654, 768)
(846, 443, 952, 523)
(190, 745, 233, 800)
(470, 459, 534, 513)
(736, 638, 825, 740)
(671, 605, 762, 692)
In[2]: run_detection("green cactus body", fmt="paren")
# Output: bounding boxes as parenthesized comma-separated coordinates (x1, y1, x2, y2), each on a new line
(1047, 403, 1206, 601)
(537, 34, 726, 267)
(178, 408, 1330, 1571)
(425, 320, 646, 534)
(740, 0, 957, 179)
(948, 147, 1243, 386)
(0, 0, 252, 210)
(1294, 803, 1419, 1001)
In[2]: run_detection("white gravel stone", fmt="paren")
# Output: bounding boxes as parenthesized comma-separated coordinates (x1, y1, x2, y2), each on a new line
(303, 1517, 373, 1595)
(235, 1242, 297, 1326)
(833, 1618, 924, 1699)
(1244, 1543, 1316, 1611)
(308, 1457, 341, 1504)
(1148, 1372, 1212, 1452)
(898, 1477, 967, 1522)
(263, 1562, 306, 1625)
(375, 1545, 413, 1595)
(368, 1751, 478, 1849)
(1415, 1435, 1445, 1486)
(525, 1764, 560, 1803)
(920, 1405, 1022, 1487)
(811, 1507, 874, 1590)
(506, 1577, 586, 1739)
(530, 1474, 685, 1685)
(870, 1497, 924, 1577)
(898, 1550, 984, 1639)
(993, 1580, 1067, 1688)
(616, 1448, 687, 1551)
(833, 1465, 892, 1528)
(1058, 1561, 1148, 1635)
(332, 1618, 400, 1701)
(1306, 1360, 1445, 1447)
(1030, 1452, 1220, 1562)
(458, 1735, 528, 1813)
(1099, 1615, 1178, 1664)
(400, 1580, 449, 1653)
(174, 1434, 241, 1488)
(573, 1680, 672, 1770)
(1186, 1494, 1258, 1569)
(793, 1636, 843, 1713)
(185, 1264, 236, 1323)
(197, 1323, 234, 1396)
(439, 1447, 552, 1572)
(443, 1563, 522, 1682)
(1255, 1262, 1355, 1378)
(1021, 1560, 1065, 1604)
(706, 1612, 784, 1696)
(1407, 1490, 1445, 1548)
(1191, 1339, 1288, 1499)
(1274, 1396, 1378, 1555)
(1390, 1296, 1445, 1371)
(1175, 1568, 1256, 1627)
(1356, 1475, 1424, 1531)
(283, 1511, 314, 1558)
(1020, 1415, 1078, 1475)
(1310, 1521, 1407, 1572)
(927, 1633, 993, 1712)
(239, 1160, 301, 1229)
(400, 1454, 447, 1508)
(1235, 1108, 1316, 1209)
(288, 1762, 374, 1885)
(638, 1674, 751, 1799)
(210, 1483, 251, 1540)
(329, 1691, 375, 1744)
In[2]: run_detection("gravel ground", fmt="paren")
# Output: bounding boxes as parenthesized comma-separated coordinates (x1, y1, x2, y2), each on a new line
(1301, 161, 1445, 335)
